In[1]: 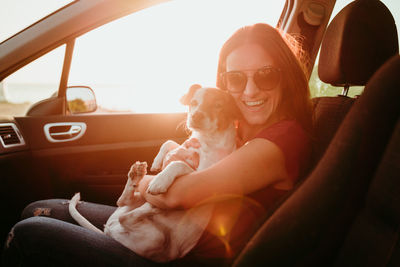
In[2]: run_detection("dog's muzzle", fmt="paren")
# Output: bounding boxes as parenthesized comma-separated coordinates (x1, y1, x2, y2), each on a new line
(189, 112, 205, 129)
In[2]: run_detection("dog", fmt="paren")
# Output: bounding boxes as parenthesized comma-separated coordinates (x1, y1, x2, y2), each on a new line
(69, 85, 241, 262)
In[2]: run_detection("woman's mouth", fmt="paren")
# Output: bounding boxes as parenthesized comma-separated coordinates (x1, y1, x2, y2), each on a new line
(243, 99, 266, 107)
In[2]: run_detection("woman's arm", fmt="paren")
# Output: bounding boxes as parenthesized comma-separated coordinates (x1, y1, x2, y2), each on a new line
(139, 138, 289, 209)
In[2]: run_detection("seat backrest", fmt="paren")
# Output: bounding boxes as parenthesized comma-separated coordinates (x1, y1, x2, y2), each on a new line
(334, 55, 400, 267)
(318, 0, 398, 87)
(310, 0, 399, 169)
(311, 96, 354, 168)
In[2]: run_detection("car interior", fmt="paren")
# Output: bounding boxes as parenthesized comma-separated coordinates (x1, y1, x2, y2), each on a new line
(0, 0, 399, 265)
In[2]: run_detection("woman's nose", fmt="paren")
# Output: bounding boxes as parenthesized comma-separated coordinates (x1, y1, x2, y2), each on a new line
(242, 75, 260, 97)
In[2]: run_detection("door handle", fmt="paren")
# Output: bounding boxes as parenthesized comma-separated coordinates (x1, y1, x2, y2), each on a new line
(44, 122, 87, 143)
(50, 125, 82, 137)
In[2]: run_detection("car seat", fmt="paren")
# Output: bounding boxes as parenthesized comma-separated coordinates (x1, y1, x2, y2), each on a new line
(233, 0, 399, 265)
(311, 0, 398, 168)
(334, 55, 400, 267)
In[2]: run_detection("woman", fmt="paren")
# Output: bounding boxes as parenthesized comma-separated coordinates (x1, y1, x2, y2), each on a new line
(139, 23, 313, 263)
(2, 23, 312, 266)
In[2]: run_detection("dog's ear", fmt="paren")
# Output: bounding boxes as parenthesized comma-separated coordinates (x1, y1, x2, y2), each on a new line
(180, 84, 202, 105)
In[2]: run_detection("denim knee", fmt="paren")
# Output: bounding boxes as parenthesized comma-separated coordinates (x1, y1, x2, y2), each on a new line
(2, 217, 46, 266)
(3, 216, 153, 267)
(21, 199, 71, 221)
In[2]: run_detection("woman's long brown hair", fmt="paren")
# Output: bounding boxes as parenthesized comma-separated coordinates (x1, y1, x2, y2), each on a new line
(216, 23, 313, 134)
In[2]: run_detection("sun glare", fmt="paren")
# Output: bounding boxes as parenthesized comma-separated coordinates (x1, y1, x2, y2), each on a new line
(2, 0, 285, 114)
(68, 0, 285, 113)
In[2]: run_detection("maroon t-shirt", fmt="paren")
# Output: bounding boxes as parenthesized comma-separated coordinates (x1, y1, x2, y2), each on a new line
(255, 120, 311, 183)
(182, 120, 312, 263)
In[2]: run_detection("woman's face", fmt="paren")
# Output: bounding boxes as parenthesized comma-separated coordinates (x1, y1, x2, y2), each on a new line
(226, 43, 283, 128)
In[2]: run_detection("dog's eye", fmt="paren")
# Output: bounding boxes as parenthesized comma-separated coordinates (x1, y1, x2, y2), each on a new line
(190, 100, 198, 107)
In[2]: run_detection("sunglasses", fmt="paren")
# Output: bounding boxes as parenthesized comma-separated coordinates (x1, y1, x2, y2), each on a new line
(220, 66, 282, 93)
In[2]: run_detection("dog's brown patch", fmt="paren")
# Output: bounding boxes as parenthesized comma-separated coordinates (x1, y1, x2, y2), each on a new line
(202, 88, 242, 131)
(180, 84, 202, 105)
(33, 208, 51, 217)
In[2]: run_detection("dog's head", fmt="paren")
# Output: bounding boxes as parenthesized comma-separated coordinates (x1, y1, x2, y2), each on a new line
(180, 84, 242, 133)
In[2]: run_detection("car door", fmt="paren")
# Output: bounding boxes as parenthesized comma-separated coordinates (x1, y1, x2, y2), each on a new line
(6, 36, 190, 208)
(15, 112, 187, 204)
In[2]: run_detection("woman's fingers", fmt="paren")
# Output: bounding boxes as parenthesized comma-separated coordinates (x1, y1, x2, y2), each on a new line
(162, 147, 199, 170)
(183, 138, 201, 149)
(138, 175, 153, 196)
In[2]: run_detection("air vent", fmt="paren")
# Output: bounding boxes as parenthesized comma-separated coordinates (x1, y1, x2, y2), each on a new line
(0, 123, 25, 148)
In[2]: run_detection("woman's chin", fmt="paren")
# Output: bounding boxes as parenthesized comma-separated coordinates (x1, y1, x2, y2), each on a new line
(243, 115, 271, 127)
(241, 107, 273, 126)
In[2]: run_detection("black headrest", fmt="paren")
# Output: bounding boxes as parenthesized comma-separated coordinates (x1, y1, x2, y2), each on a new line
(318, 0, 399, 87)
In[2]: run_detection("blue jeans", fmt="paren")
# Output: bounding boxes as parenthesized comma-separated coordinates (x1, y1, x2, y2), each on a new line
(1, 199, 165, 266)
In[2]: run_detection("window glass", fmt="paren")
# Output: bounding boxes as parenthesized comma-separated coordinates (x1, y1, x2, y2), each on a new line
(0, 45, 65, 116)
(309, 0, 399, 98)
(381, 0, 400, 44)
(309, 67, 363, 98)
(69, 0, 285, 113)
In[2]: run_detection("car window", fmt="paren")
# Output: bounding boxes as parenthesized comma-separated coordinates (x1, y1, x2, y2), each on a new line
(309, 0, 399, 98)
(0, 45, 66, 116)
(68, 0, 285, 113)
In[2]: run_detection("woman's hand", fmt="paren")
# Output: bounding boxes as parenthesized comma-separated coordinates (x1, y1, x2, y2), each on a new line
(138, 175, 172, 209)
(138, 175, 151, 197)
(162, 138, 200, 170)
(138, 138, 200, 210)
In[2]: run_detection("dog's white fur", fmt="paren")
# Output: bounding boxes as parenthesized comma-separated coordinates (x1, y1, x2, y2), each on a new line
(69, 86, 240, 262)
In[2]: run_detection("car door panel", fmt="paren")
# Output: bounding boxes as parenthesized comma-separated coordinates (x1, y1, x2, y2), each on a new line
(14, 112, 188, 205)
(0, 150, 33, 240)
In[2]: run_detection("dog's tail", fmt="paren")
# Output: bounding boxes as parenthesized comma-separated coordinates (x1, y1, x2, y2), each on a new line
(69, 192, 103, 234)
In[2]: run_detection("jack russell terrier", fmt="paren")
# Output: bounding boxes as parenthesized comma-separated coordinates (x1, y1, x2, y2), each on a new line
(69, 85, 241, 262)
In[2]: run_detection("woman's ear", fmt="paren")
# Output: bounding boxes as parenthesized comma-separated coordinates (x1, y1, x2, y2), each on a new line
(180, 84, 202, 105)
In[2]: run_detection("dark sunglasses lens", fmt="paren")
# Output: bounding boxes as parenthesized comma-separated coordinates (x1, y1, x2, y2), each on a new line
(224, 72, 247, 93)
(254, 67, 281, 90)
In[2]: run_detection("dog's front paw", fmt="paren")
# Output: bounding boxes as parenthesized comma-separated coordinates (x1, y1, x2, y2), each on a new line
(151, 140, 180, 172)
(150, 159, 162, 172)
(147, 175, 169, 195)
(128, 161, 148, 179)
